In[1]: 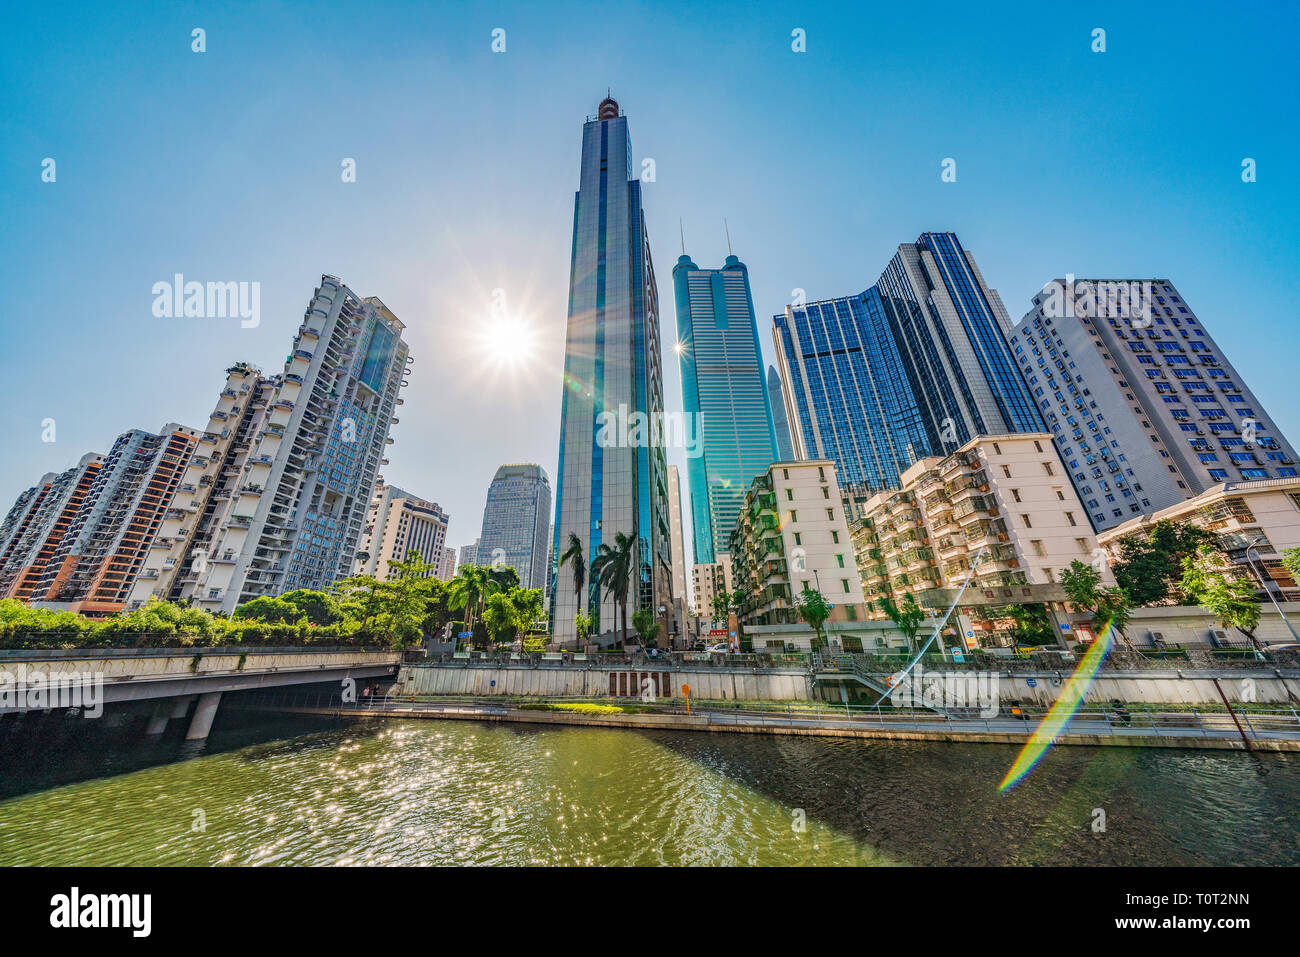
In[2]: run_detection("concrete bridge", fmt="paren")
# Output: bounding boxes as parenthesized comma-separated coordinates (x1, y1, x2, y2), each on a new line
(0, 646, 400, 740)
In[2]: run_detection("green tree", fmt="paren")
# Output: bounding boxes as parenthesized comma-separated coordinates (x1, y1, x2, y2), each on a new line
(445, 564, 502, 649)
(1060, 559, 1134, 648)
(574, 611, 593, 648)
(1180, 545, 1262, 651)
(878, 591, 926, 652)
(487, 564, 520, 593)
(1111, 519, 1219, 606)
(484, 586, 544, 649)
(1281, 547, 1300, 587)
(277, 589, 344, 626)
(558, 532, 586, 648)
(591, 531, 634, 647)
(232, 595, 302, 625)
(997, 603, 1055, 647)
(632, 606, 660, 648)
(796, 587, 831, 651)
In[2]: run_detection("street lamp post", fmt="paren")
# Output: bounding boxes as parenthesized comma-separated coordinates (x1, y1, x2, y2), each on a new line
(1246, 543, 1300, 644)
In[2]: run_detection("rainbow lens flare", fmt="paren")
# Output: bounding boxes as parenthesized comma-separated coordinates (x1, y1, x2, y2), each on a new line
(998, 621, 1115, 791)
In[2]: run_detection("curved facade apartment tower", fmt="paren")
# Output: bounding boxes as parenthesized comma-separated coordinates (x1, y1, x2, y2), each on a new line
(549, 96, 671, 642)
(130, 276, 411, 614)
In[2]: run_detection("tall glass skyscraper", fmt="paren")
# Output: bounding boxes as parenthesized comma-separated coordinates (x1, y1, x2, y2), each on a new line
(773, 232, 1043, 499)
(479, 464, 551, 589)
(673, 252, 778, 563)
(768, 365, 794, 462)
(550, 96, 671, 642)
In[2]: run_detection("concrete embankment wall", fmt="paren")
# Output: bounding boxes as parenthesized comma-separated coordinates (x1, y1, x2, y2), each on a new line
(987, 673, 1299, 708)
(396, 665, 810, 701)
(399, 664, 1300, 708)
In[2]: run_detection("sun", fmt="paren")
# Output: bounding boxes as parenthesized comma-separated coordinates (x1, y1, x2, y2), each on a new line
(475, 313, 539, 372)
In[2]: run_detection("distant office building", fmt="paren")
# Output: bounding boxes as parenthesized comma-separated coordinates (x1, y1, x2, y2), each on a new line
(1014, 278, 1300, 532)
(1, 426, 201, 614)
(692, 559, 733, 621)
(354, 484, 450, 581)
(439, 545, 457, 581)
(666, 464, 691, 645)
(479, 463, 551, 589)
(458, 540, 479, 569)
(667, 465, 688, 607)
(550, 95, 672, 641)
(131, 276, 410, 614)
(768, 366, 795, 462)
(774, 232, 1044, 505)
(673, 251, 778, 564)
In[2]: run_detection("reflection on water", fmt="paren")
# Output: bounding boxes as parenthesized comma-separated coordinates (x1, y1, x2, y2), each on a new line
(0, 713, 1296, 866)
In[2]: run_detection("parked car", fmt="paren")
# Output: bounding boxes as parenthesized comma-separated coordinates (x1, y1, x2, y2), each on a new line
(705, 642, 730, 654)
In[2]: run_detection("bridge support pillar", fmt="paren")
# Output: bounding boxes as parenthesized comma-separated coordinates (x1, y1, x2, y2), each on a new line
(185, 692, 222, 741)
(170, 695, 196, 719)
(144, 702, 170, 735)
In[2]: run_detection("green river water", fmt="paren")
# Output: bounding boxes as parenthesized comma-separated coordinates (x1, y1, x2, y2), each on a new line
(1, 714, 1297, 865)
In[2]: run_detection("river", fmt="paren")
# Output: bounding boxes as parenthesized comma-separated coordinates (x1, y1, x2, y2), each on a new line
(1, 714, 1296, 865)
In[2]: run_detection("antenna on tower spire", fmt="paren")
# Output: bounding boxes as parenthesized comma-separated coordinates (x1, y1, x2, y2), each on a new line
(724, 218, 733, 256)
(680, 218, 686, 255)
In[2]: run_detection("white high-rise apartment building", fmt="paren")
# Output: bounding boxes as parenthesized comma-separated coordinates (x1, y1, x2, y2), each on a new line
(130, 276, 410, 613)
(354, 484, 449, 581)
(1013, 278, 1299, 532)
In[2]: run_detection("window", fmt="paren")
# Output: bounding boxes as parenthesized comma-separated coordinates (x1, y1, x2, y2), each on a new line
(1066, 512, 1077, 526)
(831, 531, 839, 544)
(1043, 462, 1055, 476)
(793, 533, 801, 546)
(1031, 539, 1046, 556)
(993, 443, 1001, 454)
(1022, 514, 1032, 528)
(1001, 465, 1011, 478)
(790, 510, 797, 523)
(822, 487, 830, 499)
(1011, 488, 1021, 502)
(786, 488, 793, 501)
(836, 554, 845, 568)
(842, 579, 851, 593)
(782, 468, 789, 480)
(826, 508, 835, 521)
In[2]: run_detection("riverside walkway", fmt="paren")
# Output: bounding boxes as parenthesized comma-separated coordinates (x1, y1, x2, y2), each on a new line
(229, 689, 1300, 752)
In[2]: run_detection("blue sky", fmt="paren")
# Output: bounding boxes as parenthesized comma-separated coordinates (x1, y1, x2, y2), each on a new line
(2, 0, 1297, 569)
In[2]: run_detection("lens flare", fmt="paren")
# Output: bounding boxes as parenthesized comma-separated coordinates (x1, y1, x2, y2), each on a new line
(998, 620, 1115, 792)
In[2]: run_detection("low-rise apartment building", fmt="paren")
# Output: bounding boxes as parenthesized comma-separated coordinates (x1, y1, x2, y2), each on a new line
(853, 433, 1113, 647)
(728, 460, 868, 643)
(1098, 476, 1300, 602)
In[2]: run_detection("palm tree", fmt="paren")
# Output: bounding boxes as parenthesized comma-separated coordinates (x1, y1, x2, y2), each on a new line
(558, 532, 585, 649)
(446, 565, 500, 648)
(591, 531, 635, 648)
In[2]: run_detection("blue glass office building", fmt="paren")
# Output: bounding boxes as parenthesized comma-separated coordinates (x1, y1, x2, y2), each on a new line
(672, 253, 779, 564)
(549, 97, 671, 642)
(773, 232, 1044, 498)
